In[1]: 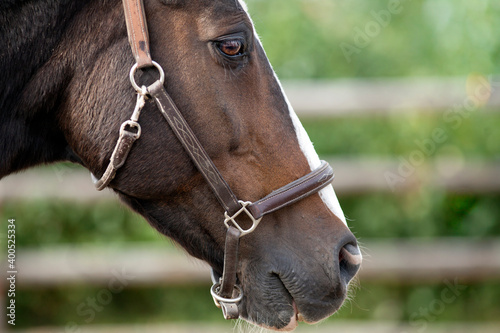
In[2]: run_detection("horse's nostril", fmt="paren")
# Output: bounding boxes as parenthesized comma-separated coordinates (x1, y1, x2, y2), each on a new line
(340, 243, 362, 265)
(339, 243, 362, 283)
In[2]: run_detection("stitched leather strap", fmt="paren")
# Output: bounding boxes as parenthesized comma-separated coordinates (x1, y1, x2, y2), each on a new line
(148, 80, 242, 215)
(218, 226, 241, 319)
(122, 0, 153, 68)
(115, 0, 338, 322)
(148, 78, 336, 322)
(220, 227, 241, 298)
(248, 161, 334, 219)
(94, 130, 139, 191)
(93, 94, 146, 191)
(148, 80, 335, 219)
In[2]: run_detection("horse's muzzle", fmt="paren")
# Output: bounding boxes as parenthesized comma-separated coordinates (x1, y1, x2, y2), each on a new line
(238, 233, 362, 331)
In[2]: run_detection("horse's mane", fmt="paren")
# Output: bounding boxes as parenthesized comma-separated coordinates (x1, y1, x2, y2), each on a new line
(0, 0, 30, 10)
(0, 1, 87, 111)
(0, 0, 89, 177)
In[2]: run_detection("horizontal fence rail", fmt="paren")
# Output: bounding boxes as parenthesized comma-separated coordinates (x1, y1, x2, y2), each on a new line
(282, 77, 500, 116)
(2, 77, 499, 331)
(2, 77, 499, 201)
(1, 238, 499, 287)
(2, 239, 500, 331)
(1, 158, 498, 202)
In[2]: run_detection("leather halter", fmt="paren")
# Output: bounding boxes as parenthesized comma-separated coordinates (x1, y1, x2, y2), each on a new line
(93, 0, 336, 320)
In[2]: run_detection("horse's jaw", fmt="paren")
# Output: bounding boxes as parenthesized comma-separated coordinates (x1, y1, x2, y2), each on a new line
(121, 192, 359, 331)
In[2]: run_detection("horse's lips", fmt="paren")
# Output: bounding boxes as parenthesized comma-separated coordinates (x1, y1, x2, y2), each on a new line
(275, 300, 299, 331)
(212, 267, 299, 330)
(292, 300, 300, 322)
(248, 298, 298, 332)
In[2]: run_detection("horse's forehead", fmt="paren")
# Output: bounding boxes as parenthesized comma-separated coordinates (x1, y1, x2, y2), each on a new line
(160, 0, 246, 14)
(190, 0, 247, 16)
(187, 0, 251, 38)
(207, 0, 246, 10)
(162, 0, 244, 6)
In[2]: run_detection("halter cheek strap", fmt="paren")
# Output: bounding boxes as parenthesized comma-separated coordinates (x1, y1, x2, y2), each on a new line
(92, 0, 336, 320)
(122, 0, 152, 68)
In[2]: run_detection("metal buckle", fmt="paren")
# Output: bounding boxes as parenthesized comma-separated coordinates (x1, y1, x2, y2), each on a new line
(224, 201, 262, 237)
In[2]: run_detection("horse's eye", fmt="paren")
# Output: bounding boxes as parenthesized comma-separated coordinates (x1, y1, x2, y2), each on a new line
(217, 39, 243, 57)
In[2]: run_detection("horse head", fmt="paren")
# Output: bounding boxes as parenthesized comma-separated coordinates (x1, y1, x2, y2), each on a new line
(1, 0, 361, 330)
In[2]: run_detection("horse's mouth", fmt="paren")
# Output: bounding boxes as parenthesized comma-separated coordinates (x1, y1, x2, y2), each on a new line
(208, 263, 349, 331)
(275, 300, 299, 332)
(249, 292, 299, 332)
(284, 299, 300, 331)
(241, 270, 346, 331)
(271, 277, 299, 331)
(210, 241, 360, 330)
(272, 274, 344, 331)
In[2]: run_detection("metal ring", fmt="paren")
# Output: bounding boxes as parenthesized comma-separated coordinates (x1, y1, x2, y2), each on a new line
(129, 61, 165, 93)
(210, 283, 243, 305)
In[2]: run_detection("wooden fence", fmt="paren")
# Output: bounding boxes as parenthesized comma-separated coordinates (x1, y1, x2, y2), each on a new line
(2, 238, 500, 287)
(1, 157, 499, 203)
(1, 76, 499, 201)
(1, 77, 499, 331)
(283, 76, 500, 116)
(2, 239, 500, 331)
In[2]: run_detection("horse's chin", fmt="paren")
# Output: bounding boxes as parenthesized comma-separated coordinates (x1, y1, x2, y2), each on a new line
(238, 267, 348, 331)
(278, 301, 299, 331)
(243, 295, 343, 332)
(243, 301, 298, 332)
(242, 297, 338, 332)
(252, 311, 298, 332)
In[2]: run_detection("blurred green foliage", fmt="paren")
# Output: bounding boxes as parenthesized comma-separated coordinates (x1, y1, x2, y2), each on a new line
(303, 113, 500, 158)
(1, 200, 160, 248)
(2, 192, 500, 251)
(248, 0, 500, 79)
(14, 285, 225, 328)
(2, 0, 500, 329)
(9, 282, 500, 328)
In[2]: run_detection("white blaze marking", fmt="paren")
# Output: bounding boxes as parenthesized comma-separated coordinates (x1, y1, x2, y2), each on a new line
(238, 0, 347, 225)
(278, 81, 347, 225)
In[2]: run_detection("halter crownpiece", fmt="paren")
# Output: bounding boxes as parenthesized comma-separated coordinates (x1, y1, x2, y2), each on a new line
(93, 0, 336, 320)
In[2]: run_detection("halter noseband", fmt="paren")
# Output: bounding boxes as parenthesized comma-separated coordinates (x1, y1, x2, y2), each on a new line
(93, 0, 336, 319)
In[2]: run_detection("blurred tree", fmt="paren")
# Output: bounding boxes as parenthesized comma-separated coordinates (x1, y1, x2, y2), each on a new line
(246, 0, 500, 78)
